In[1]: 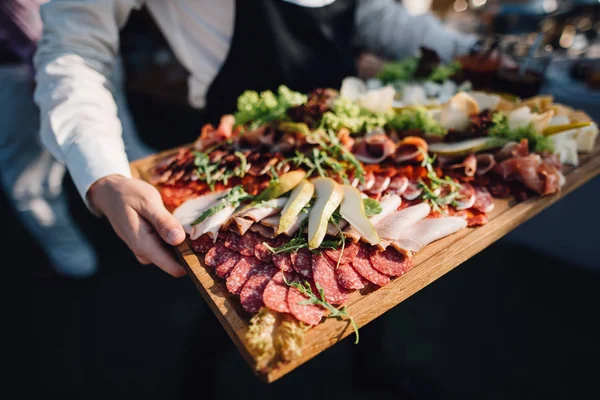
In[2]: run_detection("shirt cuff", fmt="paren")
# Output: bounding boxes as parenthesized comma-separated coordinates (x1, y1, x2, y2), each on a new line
(65, 136, 132, 212)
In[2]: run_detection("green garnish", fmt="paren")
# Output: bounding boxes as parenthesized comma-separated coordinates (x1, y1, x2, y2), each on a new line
(234, 86, 307, 130)
(282, 276, 359, 345)
(193, 152, 218, 190)
(427, 61, 461, 83)
(417, 151, 462, 214)
(191, 186, 253, 225)
(387, 107, 447, 136)
(377, 57, 420, 84)
(320, 97, 393, 134)
(488, 112, 555, 153)
(363, 198, 382, 218)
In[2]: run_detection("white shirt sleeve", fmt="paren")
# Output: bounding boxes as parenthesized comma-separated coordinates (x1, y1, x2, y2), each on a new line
(355, 0, 477, 62)
(34, 0, 143, 205)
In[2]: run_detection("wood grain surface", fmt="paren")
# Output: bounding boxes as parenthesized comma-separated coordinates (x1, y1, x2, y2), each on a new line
(130, 140, 600, 383)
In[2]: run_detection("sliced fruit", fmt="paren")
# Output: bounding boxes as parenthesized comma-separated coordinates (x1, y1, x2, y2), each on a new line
(428, 137, 507, 157)
(438, 92, 480, 131)
(277, 179, 315, 235)
(254, 170, 305, 202)
(542, 121, 592, 136)
(339, 185, 380, 245)
(308, 178, 344, 250)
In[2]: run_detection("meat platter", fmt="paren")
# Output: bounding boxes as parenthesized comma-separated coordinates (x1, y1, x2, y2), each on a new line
(130, 84, 600, 382)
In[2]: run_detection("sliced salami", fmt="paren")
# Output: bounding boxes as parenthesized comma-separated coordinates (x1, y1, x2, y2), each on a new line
(272, 252, 293, 272)
(323, 242, 360, 265)
(369, 247, 413, 277)
(226, 256, 266, 295)
(205, 242, 241, 278)
(351, 244, 391, 286)
(263, 271, 293, 313)
(290, 248, 313, 278)
(240, 266, 278, 314)
(224, 231, 264, 257)
(254, 241, 274, 263)
(190, 234, 214, 254)
(312, 253, 351, 305)
(336, 263, 368, 290)
(287, 278, 325, 326)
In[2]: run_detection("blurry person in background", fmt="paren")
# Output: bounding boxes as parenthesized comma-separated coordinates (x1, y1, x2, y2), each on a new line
(34, 0, 479, 277)
(0, 0, 150, 278)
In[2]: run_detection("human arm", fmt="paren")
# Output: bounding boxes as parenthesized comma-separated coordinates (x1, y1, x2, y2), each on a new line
(354, 0, 478, 62)
(34, 0, 185, 276)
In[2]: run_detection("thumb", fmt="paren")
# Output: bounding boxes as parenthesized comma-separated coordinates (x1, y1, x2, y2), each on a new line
(138, 200, 186, 246)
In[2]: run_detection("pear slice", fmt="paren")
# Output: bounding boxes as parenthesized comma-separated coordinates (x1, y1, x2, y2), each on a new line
(428, 137, 506, 157)
(339, 185, 380, 245)
(277, 179, 315, 235)
(542, 121, 592, 136)
(308, 178, 344, 250)
(254, 170, 305, 202)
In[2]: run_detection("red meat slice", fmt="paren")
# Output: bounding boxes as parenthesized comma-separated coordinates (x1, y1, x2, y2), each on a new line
(312, 253, 351, 305)
(224, 231, 264, 257)
(323, 242, 360, 265)
(263, 271, 293, 313)
(226, 256, 266, 295)
(190, 234, 214, 254)
(240, 266, 278, 314)
(351, 244, 391, 286)
(336, 263, 368, 290)
(287, 278, 325, 326)
(369, 247, 413, 277)
(272, 252, 293, 272)
(290, 248, 313, 278)
(205, 242, 241, 278)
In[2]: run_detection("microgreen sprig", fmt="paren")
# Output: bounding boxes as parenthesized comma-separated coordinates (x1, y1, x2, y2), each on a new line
(417, 150, 462, 214)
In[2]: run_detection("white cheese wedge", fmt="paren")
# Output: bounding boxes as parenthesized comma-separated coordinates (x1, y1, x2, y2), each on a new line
(575, 122, 598, 153)
(551, 131, 579, 166)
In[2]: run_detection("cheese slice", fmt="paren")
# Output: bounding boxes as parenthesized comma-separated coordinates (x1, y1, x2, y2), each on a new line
(575, 122, 598, 153)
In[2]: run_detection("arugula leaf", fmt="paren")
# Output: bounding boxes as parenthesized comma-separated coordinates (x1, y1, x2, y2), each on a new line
(417, 150, 462, 214)
(363, 198, 382, 218)
(191, 186, 253, 225)
(488, 112, 555, 153)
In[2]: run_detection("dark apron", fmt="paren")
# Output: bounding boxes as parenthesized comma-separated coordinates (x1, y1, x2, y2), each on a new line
(204, 0, 357, 124)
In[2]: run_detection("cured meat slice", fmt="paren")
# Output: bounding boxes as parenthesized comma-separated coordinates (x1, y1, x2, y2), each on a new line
(392, 216, 467, 254)
(290, 248, 313, 278)
(323, 242, 360, 265)
(370, 247, 413, 277)
(205, 242, 241, 277)
(191, 205, 236, 240)
(368, 174, 391, 194)
(272, 252, 294, 272)
(388, 175, 409, 195)
(335, 263, 367, 290)
(240, 266, 278, 314)
(263, 271, 293, 313)
(351, 244, 391, 287)
(402, 181, 423, 200)
(172, 190, 225, 235)
(472, 186, 494, 213)
(343, 194, 402, 242)
(254, 241, 274, 263)
(190, 234, 214, 254)
(225, 231, 264, 257)
(454, 183, 476, 211)
(311, 253, 351, 305)
(226, 256, 266, 295)
(375, 203, 431, 243)
(287, 279, 325, 326)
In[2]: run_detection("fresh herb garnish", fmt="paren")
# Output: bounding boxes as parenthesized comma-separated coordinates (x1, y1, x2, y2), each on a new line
(488, 112, 555, 153)
(363, 198, 382, 217)
(387, 107, 447, 136)
(417, 151, 462, 214)
(193, 152, 218, 190)
(191, 186, 253, 225)
(282, 276, 359, 344)
(234, 86, 307, 130)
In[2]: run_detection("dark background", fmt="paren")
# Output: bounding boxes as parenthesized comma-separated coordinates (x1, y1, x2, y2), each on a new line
(9, 5, 600, 400)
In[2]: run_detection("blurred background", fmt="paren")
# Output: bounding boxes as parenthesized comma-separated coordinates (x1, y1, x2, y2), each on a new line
(7, 0, 600, 398)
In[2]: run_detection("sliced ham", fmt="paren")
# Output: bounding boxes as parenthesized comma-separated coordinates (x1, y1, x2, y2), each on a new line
(455, 183, 476, 211)
(353, 132, 397, 164)
(448, 154, 477, 177)
(172, 191, 227, 236)
(475, 154, 496, 175)
(192, 205, 237, 240)
(402, 181, 423, 200)
(374, 203, 431, 245)
(230, 198, 287, 235)
(343, 194, 402, 242)
(391, 216, 467, 255)
(388, 175, 409, 195)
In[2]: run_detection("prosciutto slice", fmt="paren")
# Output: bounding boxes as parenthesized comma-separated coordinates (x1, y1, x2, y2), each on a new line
(353, 132, 396, 164)
(191, 205, 237, 240)
(448, 154, 477, 177)
(374, 203, 431, 248)
(173, 190, 229, 237)
(391, 216, 467, 254)
(344, 194, 402, 242)
(475, 154, 496, 176)
(394, 136, 428, 163)
(193, 114, 235, 151)
(230, 198, 287, 235)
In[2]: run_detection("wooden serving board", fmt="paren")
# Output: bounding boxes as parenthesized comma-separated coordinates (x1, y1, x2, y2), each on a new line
(130, 140, 600, 383)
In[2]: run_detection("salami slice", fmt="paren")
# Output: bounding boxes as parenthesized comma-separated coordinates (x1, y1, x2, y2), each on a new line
(205, 242, 241, 278)
(287, 278, 325, 326)
(224, 231, 264, 257)
(272, 252, 293, 272)
(254, 241, 274, 263)
(290, 248, 313, 278)
(190, 234, 214, 254)
(240, 266, 278, 314)
(312, 253, 351, 305)
(351, 244, 390, 286)
(226, 256, 266, 295)
(263, 271, 293, 313)
(323, 242, 360, 265)
(370, 247, 413, 277)
(336, 263, 368, 290)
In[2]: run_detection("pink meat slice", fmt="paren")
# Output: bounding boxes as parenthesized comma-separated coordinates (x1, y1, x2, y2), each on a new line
(336, 263, 368, 290)
(290, 248, 313, 278)
(351, 244, 391, 286)
(190, 234, 214, 254)
(263, 271, 294, 313)
(224, 231, 264, 257)
(369, 247, 413, 277)
(272, 252, 293, 272)
(311, 253, 351, 305)
(226, 256, 266, 295)
(205, 242, 241, 278)
(240, 266, 278, 314)
(323, 242, 360, 265)
(287, 278, 325, 326)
